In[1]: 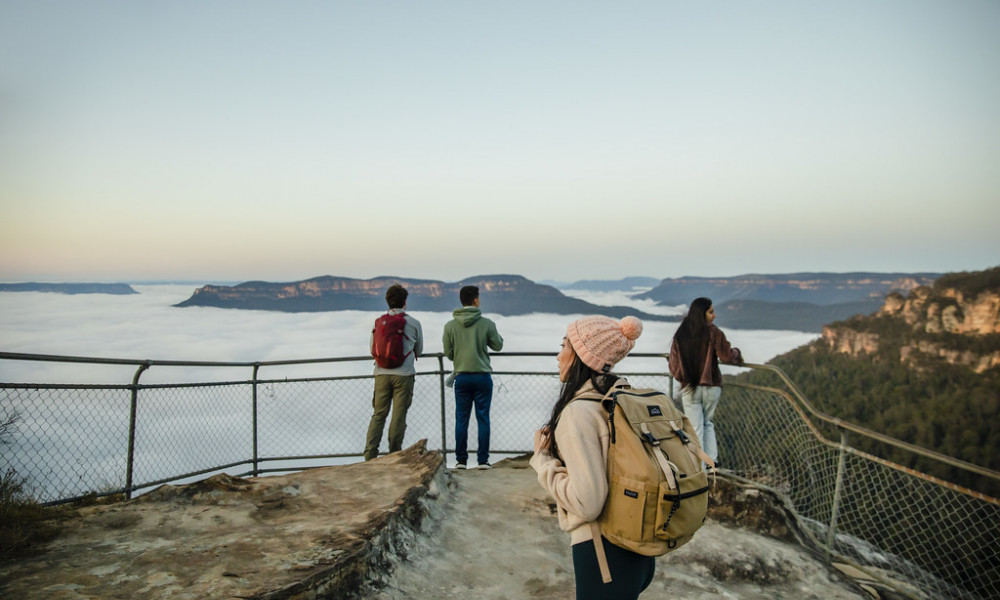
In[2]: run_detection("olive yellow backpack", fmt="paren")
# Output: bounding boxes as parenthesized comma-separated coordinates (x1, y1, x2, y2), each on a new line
(576, 380, 714, 583)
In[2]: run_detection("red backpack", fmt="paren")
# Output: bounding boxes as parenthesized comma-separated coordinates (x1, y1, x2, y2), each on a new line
(371, 312, 411, 369)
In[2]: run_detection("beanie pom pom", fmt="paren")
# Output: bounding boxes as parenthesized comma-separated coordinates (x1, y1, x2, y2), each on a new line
(620, 316, 643, 341)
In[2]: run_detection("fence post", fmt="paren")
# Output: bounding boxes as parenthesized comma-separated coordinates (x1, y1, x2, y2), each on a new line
(438, 355, 448, 464)
(125, 361, 150, 500)
(664, 354, 674, 399)
(826, 427, 848, 560)
(252, 364, 260, 477)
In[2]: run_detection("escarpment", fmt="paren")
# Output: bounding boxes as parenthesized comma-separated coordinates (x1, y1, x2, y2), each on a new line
(819, 266, 1000, 373)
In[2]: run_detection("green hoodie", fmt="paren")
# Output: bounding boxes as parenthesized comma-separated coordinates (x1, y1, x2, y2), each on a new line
(442, 306, 504, 373)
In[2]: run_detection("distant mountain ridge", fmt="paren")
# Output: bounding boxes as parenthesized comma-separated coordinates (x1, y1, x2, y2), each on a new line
(174, 271, 949, 331)
(175, 274, 678, 321)
(714, 298, 885, 332)
(636, 272, 939, 305)
(631, 272, 940, 332)
(558, 276, 661, 291)
(0, 282, 137, 295)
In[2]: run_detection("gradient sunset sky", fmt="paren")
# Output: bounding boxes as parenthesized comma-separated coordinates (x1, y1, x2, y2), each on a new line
(2, 1, 998, 284)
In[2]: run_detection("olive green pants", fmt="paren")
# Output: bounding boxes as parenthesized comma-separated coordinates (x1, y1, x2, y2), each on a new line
(364, 374, 415, 461)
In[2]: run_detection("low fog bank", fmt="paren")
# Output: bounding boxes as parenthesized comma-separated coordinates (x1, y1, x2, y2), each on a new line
(0, 285, 817, 384)
(559, 287, 686, 317)
(2, 284, 818, 501)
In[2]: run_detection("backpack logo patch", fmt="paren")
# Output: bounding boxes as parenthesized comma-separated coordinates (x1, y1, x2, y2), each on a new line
(647, 405, 663, 417)
(624, 489, 639, 499)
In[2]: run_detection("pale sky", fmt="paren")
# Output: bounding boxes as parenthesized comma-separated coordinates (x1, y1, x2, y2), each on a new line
(2, 1, 998, 284)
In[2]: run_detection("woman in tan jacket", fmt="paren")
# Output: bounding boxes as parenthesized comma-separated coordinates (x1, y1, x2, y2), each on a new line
(531, 315, 652, 600)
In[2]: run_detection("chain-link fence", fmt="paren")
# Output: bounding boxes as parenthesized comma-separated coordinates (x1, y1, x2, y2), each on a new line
(1, 351, 997, 599)
(719, 368, 1000, 600)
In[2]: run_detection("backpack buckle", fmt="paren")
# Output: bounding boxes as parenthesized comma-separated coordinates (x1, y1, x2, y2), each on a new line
(674, 429, 690, 445)
(639, 423, 660, 446)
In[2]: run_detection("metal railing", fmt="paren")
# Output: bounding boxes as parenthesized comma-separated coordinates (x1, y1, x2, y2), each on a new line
(719, 366, 1000, 600)
(1, 351, 997, 600)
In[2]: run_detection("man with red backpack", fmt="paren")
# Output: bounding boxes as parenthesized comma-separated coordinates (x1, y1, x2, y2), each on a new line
(365, 284, 424, 461)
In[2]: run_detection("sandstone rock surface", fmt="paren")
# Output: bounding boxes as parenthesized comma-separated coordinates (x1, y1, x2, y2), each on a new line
(1, 444, 875, 599)
(366, 456, 871, 600)
(0, 443, 443, 599)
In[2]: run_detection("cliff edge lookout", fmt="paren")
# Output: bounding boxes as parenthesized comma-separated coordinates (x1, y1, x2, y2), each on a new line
(1, 443, 896, 599)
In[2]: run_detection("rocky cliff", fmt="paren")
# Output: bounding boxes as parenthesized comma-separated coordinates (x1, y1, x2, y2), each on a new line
(175, 274, 678, 321)
(820, 267, 1000, 373)
(0, 445, 881, 600)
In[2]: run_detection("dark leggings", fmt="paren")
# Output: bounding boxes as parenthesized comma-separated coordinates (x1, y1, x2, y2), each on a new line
(572, 537, 656, 600)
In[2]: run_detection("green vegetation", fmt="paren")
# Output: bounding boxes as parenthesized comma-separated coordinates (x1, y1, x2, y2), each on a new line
(738, 343, 1000, 498)
(0, 411, 63, 558)
(934, 265, 1000, 297)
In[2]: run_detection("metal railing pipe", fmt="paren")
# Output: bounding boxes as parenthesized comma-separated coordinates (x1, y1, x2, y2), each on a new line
(125, 361, 150, 499)
(826, 428, 848, 560)
(742, 362, 1000, 483)
(252, 363, 261, 477)
(438, 355, 448, 463)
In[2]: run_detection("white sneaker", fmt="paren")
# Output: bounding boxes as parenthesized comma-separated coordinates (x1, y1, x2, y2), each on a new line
(477, 463, 491, 470)
(454, 463, 467, 470)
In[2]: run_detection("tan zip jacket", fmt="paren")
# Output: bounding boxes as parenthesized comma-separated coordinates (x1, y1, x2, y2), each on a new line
(530, 380, 612, 545)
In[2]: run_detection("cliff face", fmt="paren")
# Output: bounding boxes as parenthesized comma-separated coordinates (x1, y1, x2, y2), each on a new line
(881, 285, 1000, 335)
(820, 267, 1000, 373)
(175, 274, 677, 321)
(186, 276, 448, 304)
(821, 327, 881, 355)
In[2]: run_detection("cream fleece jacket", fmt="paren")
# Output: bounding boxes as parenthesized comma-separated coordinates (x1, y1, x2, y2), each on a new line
(529, 381, 611, 545)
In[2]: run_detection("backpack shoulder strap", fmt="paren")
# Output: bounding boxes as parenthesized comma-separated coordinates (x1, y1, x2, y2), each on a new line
(589, 522, 613, 584)
(585, 377, 632, 585)
(571, 378, 631, 405)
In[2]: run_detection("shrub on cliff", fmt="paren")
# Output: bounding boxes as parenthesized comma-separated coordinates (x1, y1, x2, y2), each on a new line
(934, 265, 1000, 297)
(0, 411, 62, 558)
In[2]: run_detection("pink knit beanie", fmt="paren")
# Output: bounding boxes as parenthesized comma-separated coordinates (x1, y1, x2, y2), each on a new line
(566, 315, 643, 374)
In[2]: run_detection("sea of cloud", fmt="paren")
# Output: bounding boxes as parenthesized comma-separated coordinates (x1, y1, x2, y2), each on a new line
(1, 284, 819, 500)
(0, 284, 817, 383)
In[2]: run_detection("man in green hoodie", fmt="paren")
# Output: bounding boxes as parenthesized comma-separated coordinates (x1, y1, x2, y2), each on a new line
(443, 285, 504, 469)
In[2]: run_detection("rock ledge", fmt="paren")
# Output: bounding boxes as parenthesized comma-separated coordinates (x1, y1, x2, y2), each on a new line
(0, 441, 443, 599)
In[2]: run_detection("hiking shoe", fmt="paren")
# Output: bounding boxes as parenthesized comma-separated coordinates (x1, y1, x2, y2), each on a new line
(477, 463, 491, 470)
(454, 463, 467, 470)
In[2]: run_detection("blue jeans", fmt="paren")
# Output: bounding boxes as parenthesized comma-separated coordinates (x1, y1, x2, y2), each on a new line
(454, 373, 493, 465)
(681, 385, 722, 462)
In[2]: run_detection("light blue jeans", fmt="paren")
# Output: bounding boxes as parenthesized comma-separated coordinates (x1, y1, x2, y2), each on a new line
(680, 385, 722, 463)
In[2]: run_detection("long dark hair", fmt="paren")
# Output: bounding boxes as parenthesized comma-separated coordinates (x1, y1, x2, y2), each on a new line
(543, 352, 617, 462)
(673, 297, 713, 389)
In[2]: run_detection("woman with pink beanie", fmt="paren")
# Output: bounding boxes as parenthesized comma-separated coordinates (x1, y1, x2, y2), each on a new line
(530, 315, 653, 600)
